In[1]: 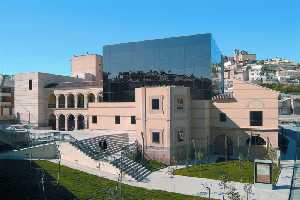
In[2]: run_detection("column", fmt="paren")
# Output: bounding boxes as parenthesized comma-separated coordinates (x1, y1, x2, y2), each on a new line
(65, 115, 68, 131)
(55, 95, 59, 108)
(84, 94, 88, 108)
(84, 115, 88, 129)
(55, 115, 59, 130)
(75, 115, 78, 130)
(65, 94, 68, 108)
(74, 94, 78, 108)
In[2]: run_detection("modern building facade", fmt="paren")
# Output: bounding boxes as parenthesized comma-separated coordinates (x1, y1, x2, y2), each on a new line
(103, 33, 223, 101)
(0, 74, 14, 121)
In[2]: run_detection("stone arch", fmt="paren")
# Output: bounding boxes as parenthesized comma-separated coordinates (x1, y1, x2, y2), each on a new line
(87, 93, 95, 103)
(77, 93, 84, 108)
(48, 114, 56, 130)
(58, 114, 65, 131)
(78, 115, 85, 130)
(213, 135, 233, 156)
(67, 114, 75, 131)
(246, 135, 266, 146)
(67, 94, 75, 108)
(48, 94, 56, 108)
(58, 95, 65, 108)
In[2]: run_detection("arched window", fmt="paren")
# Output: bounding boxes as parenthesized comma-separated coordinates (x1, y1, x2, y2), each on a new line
(58, 95, 65, 108)
(77, 93, 84, 108)
(67, 114, 75, 131)
(58, 114, 65, 130)
(246, 136, 266, 145)
(87, 93, 95, 103)
(67, 94, 75, 108)
(78, 115, 85, 130)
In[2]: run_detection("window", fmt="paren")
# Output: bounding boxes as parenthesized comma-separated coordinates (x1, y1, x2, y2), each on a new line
(152, 99, 159, 110)
(29, 80, 32, 90)
(176, 97, 184, 110)
(131, 116, 136, 124)
(219, 113, 227, 122)
(115, 115, 120, 124)
(92, 116, 97, 124)
(177, 129, 184, 142)
(250, 111, 263, 126)
(152, 132, 160, 143)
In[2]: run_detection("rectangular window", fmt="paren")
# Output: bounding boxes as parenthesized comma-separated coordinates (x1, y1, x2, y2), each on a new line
(250, 111, 263, 126)
(152, 99, 159, 110)
(152, 132, 160, 143)
(115, 115, 120, 124)
(177, 129, 184, 142)
(131, 116, 136, 124)
(29, 80, 32, 90)
(219, 113, 227, 122)
(92, 116, 97, 124)
(176, 97, 184, 110)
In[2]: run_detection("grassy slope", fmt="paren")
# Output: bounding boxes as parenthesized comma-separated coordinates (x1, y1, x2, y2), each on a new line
(35, 160, 209, 200)
(175, 160, 280, 184)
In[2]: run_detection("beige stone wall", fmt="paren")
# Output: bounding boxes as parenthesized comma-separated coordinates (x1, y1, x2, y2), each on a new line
(210, 79, 279, 157)
(87, 102, 136, 131)
(191, 100, 210, 155)
(14, 72, 75, 126)
(71, 54, 103, 86)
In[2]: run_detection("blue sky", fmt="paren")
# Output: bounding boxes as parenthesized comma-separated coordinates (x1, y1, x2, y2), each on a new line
(0, 0, 299, 75)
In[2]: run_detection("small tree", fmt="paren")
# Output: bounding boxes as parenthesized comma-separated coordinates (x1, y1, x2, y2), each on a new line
(243, 183, 253, 200)
(226, 186, 241, 200)
(219, 172, 230, 200)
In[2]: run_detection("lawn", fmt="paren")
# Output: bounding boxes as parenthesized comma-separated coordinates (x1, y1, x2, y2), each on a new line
(175, 160, 280, 184)
(0, 159, 210, 200)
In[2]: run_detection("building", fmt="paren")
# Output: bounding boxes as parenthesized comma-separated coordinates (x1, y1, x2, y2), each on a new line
(234, 49, 256, 64)
(103, 33, 223, 101)
(87, 79, 279, 164)
(12, 34, 279, 164)
(248, 64, 263, 82)
(14, 54, 103, 128)
(0, 74, 14, 121)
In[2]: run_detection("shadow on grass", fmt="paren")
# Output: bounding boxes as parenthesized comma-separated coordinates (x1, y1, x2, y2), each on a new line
(0, 159, 77, 200)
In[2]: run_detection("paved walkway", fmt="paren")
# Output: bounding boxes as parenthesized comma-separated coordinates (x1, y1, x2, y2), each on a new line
(290, 161, 300, 200)
(50, 159, 293, 200)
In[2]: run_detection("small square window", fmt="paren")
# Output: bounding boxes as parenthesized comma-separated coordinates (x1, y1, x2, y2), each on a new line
(92, 116, 97, 124)
(152, 132, 160, 143)
(29, 80, 32, 90)
(219, 113, 227, 122)
(115, 115, 120, 124)
(131, 116, 136, 124)
(250, 111, 263, 126)
(152, 99, 159, 110)
(177, 129, 184, 142)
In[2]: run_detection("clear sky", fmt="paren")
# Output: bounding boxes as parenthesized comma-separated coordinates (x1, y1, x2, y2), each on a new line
(0, 0, 299, 75)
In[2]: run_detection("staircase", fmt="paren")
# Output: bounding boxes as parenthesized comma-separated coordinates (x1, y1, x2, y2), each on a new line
(70, 133, 151, 181)
(111, 156, 151, 181)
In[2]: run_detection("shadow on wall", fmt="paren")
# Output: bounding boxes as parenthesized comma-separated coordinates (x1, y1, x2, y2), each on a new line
(208, 102, 276, 162)
(0, 159, 77, 200)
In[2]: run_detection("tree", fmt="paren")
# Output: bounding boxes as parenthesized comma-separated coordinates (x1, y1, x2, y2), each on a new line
(226, 186, 241, 200)
(219, 172, 230, 200)
(243, 183, 253, 200)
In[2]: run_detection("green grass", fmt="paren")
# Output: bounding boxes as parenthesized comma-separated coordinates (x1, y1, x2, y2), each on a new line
(175, 160, 280, 184)
(34, 160, 209, 200)
(145, 160, 167, 172)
